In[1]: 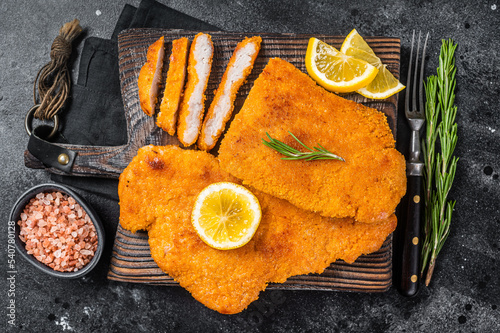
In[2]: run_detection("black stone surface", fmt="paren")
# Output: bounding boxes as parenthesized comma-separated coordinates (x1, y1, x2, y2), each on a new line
(1, 0, 499, 332)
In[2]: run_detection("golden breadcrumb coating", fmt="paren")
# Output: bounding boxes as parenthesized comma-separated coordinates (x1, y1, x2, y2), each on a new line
(138, 36, 165, 116)
(156, 37, 190, 135)
(218, 58, 406, 223)
(198, 36, 262, 151)
(119, 145, 396, 314)
(177, 33, 214, 146)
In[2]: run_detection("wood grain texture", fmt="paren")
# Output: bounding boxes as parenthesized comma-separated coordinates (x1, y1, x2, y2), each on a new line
(108, 227, 393, 292)
(105, 29, 401, 292)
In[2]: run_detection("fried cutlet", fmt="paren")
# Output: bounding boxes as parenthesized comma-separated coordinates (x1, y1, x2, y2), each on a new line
(119, 145, 397, 314)
(218, 58, 406, 224)
(118, 144, 237, 233)
(177, 33, 214, 146)
(138, 36, 165, 116)
(157, 37, 190, 135)
(198, 36, 262, 151)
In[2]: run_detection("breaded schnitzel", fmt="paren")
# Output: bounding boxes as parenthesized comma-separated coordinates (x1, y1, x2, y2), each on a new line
(218, 58, 406, 224)
(177, 33, 214, 146)
(157, 37, 190, 135)
(138, 36, 165, 116)
(198, 36, 262, 151)
(119, 145, 397, 314)
(118, 144, 233, 233)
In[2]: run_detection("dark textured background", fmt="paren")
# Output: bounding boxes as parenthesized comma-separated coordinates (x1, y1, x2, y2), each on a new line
(1, 0, 499, 332)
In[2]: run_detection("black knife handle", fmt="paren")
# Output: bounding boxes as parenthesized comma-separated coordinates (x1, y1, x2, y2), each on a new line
(400, 175, 423, 297)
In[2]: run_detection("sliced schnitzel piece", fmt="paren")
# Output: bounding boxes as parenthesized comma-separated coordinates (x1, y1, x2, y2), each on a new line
(138, 36, 165, 116)
(156, 37, 190, 135)
(218, 58, 406, 224)
(198, 36, 262, 151)
(119, 145, 397, 314)
(177, 33, 214, 146)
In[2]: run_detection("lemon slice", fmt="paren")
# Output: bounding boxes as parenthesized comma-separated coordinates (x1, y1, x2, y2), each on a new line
(356, 65, 406, 99)
(305, 37, 378, 93)
(340, 29, 405, 99)
(191, 182, 261, 250)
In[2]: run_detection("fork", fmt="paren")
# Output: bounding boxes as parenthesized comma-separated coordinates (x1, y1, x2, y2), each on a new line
(399, 31, 429, 297)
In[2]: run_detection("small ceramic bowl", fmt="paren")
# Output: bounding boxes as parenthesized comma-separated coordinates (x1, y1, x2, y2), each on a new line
(10, 183, 105, 279)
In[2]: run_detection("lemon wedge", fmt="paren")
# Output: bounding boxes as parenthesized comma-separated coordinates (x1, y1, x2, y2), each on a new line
(340, 29, 405, 99)
(305, 37, 378, 93)
(191, 182, 261, 250)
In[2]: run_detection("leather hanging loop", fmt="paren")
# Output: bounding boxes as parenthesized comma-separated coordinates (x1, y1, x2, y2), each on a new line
(25, 19, 82, 173)
(27, 126, 77, 173)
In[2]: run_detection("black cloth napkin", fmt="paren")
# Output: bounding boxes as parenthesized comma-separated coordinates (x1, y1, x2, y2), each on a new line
(51, 0, 220, 199)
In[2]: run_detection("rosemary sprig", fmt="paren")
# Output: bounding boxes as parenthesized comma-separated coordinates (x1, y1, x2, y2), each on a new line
(421, 39, 459, 286)
(421, 74, 438, 280)
(262, 132, 344, 162)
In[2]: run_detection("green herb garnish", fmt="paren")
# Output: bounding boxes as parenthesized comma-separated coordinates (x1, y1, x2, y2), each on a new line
(421, 39, 459, 286)
(262, 132, 344, 162)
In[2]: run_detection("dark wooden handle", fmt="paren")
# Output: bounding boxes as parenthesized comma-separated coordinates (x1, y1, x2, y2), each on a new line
(399, 175, 423, 297)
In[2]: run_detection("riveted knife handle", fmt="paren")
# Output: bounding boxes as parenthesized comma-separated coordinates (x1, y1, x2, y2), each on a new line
(400, 175, 423, 297)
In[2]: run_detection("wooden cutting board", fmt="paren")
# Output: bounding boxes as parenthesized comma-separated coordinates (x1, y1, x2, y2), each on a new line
(105, 29, 402, 292)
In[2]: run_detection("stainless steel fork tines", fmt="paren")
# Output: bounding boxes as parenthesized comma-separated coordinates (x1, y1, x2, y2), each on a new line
(405, 30, 429, 176)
